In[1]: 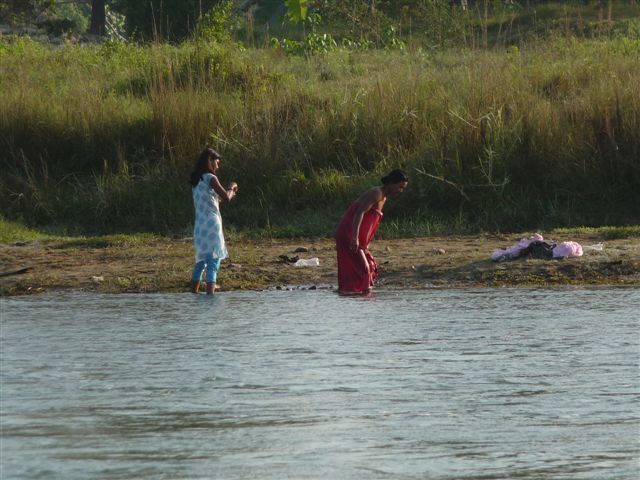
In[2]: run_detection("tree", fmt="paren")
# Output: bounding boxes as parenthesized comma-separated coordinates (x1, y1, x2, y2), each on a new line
(89, 0, 106, 35)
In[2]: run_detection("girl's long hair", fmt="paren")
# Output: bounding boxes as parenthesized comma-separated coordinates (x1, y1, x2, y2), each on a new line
(189, 148, 220, 187)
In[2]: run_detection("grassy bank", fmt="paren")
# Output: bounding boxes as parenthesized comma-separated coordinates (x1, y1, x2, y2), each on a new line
(1, 32, 639, 236)
(2, 217, 638, 245)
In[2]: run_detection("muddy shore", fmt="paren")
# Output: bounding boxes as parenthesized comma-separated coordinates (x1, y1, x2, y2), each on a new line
(1, 232, 639, 296)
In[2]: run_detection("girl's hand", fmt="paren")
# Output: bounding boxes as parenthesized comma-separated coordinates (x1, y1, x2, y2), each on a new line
(229, 182, 238, 193)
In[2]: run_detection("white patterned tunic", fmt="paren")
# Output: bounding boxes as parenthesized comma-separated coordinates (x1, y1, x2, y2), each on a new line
(192, 173, 228, 261)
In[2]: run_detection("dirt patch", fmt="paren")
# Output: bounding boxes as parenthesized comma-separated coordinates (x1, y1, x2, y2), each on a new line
(1, 233, 638, 295)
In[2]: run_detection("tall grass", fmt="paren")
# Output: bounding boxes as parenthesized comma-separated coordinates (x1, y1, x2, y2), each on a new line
(1, 32, 639, 236)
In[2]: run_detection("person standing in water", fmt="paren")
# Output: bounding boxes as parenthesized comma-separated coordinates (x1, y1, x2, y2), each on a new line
(189, 148, 238, 294)
(335, 169, 409, 294)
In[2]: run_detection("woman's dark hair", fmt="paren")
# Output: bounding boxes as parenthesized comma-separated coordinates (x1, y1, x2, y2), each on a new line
(381, 169, 408, 186)
(189, 148, 221, 187)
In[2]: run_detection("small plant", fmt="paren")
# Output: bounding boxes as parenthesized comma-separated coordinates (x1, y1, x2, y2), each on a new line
(341, 37, 372, 51)
(382, 25, 405, 51)
(271, 12, 336, 55)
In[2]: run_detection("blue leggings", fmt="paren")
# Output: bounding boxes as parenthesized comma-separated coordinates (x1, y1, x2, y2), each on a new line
(191, 255, 222, 284)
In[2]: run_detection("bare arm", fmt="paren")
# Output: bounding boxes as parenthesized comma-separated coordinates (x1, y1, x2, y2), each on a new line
(210, 176, 238, 203)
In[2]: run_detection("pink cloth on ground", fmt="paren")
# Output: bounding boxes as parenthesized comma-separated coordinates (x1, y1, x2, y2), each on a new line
(491, 233, 545, 261)
(491, 234, 584, 261)
(552, 241, 583, 258)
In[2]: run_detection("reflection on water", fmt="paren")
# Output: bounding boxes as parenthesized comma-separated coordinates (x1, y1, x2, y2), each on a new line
(1, 288, 639, 479)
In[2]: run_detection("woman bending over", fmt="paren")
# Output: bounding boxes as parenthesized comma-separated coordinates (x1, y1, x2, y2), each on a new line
(335, 169, 408, 294)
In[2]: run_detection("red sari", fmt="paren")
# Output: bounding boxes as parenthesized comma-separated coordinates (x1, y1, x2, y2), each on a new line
(335, 201, 383, 293)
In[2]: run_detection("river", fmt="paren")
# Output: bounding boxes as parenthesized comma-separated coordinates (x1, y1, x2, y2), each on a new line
(1, 288, 638, 479)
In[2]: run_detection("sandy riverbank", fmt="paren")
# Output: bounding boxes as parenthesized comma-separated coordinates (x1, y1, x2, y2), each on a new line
(1, 232, 639, 296)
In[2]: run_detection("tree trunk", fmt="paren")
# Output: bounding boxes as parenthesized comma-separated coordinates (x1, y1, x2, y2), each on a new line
(598, 0, 605, 21)
(89, 0, 106, 36)
(483, 0, 488, 48)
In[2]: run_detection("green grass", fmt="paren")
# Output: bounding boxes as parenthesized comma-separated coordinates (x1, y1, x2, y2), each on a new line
(0, 217, 163, 246)
(51, 233, 162, 249)
(1, 13, 639, 236)
(552, 225, 640, 240)
(0, 218, 54, 243)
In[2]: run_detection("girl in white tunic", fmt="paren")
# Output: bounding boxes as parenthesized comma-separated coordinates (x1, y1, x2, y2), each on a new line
(189, 148, 238, 294)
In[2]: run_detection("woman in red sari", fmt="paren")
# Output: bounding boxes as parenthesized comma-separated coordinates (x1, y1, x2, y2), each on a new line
(336, 169, 408, 294)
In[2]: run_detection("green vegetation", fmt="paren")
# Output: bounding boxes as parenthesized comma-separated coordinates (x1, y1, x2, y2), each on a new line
(553, 225, 640, 239)
(0, 217, 163, 245)
(49, 233, 162, 249)
(1, 2, 639, 238)
(0, 217, 53, 243)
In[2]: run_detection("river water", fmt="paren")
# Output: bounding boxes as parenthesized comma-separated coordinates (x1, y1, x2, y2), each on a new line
(1, 288, 639, 479)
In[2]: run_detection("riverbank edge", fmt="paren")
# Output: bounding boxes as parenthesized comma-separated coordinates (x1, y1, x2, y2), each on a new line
(1, 231, 639, 296)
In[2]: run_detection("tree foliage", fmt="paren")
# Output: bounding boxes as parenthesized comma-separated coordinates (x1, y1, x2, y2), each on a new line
(1, 1, 52, 24)
(196, 0, 235, 43)
(284, 0, 309, 24)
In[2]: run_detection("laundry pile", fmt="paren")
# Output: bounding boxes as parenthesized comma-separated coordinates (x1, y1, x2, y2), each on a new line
(491, 233, 584, 262)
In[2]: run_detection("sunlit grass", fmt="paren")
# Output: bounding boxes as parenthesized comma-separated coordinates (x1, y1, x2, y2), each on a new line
(552, 225, 640, 239)
(0, 218, 54, 243)
(0, 217, 164, 247)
